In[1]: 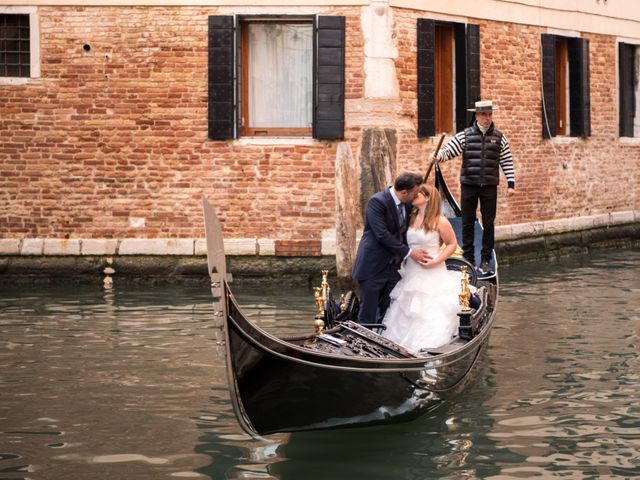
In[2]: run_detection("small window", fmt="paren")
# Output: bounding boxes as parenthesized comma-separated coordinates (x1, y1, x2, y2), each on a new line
(0, 13, 30, 77)
(619, 42, 639, 137)
(240, 21, 313, 136)
(541, 34, 590, 138)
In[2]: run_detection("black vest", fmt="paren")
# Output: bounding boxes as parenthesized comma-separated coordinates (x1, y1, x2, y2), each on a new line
(461, 123, 503, 186)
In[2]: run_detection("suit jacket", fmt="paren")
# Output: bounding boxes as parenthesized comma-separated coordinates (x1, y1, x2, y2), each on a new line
(352, 188, 411, 281)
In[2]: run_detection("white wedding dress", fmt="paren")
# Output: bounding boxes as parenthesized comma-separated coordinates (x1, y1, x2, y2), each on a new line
(382, 227, 460, 352)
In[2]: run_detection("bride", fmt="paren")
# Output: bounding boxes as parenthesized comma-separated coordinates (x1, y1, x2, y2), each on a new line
(382, 184, 461, 352)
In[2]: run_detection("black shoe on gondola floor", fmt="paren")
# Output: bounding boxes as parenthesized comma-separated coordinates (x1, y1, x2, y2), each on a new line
(478, 259, 494, 276)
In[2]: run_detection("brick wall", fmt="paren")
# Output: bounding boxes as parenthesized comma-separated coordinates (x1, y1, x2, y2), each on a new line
(1, 6, 638, 251)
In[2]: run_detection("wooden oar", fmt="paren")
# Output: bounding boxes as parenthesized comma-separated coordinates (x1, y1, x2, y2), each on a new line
(424, 133, 446, 183)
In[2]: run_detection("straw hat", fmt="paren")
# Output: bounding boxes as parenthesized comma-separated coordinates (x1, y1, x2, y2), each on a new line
(467, 100, 498, 112)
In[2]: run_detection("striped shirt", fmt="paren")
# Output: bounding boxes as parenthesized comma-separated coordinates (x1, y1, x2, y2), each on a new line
(436, 128, 516, 187)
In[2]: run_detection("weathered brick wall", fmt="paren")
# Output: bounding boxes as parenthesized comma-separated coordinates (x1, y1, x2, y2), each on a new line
(393, 12, 639, 226)
(1, 6, 638, 252)
(0, 6, 363, 252)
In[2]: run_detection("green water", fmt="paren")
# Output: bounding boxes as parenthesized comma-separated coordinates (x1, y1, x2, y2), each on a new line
(1, 249, 638, 479)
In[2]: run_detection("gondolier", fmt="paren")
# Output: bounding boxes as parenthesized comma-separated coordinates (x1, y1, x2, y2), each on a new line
(430, 100, 516, 276)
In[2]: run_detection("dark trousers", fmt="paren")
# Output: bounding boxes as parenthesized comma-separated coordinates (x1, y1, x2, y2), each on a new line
(461, 185, 497, 264)
(356, 267, 400, 325)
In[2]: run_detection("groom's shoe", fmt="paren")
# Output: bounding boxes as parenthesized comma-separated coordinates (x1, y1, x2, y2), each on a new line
(478, 259, 494, 276)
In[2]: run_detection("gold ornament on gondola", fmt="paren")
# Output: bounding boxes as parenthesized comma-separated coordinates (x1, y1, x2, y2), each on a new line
(313, 317, 325, 336)
(458, 266, 472, 312)
(313, 287, 323, 315)
(312, 270, 331, 336)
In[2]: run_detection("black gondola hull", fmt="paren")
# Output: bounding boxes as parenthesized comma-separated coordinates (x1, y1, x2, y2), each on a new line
(225, 289, 494, 435)
(203, 164, 499, 437)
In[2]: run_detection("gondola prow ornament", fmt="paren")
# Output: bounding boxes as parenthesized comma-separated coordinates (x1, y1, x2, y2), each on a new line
(312, 270, 331, 336)
(458, 266, 474, 340)
(313, 286, 325, 336)
(458, 266, 472, 312)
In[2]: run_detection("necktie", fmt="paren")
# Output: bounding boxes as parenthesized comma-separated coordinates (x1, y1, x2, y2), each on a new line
(397, 203, 405, 229)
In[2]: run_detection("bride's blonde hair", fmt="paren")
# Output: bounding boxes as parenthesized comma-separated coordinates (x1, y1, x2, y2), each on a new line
(411, 184, 441, 231)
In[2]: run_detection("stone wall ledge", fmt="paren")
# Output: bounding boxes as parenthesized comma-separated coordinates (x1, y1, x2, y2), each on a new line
(494, 211, 640, 242)
(0, 237, 277, 256)
(0, 210, 638, 259)
(0, 220, 638, 282)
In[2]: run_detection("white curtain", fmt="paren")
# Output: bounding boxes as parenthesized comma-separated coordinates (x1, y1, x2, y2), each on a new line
(248, 23, 313, 129)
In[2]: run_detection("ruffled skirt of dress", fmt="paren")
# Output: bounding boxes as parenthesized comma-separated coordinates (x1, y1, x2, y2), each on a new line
(382, 261, 460, 352)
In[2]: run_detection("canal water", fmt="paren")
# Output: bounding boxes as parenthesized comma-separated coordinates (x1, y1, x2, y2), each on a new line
(1, 248, 638, 479)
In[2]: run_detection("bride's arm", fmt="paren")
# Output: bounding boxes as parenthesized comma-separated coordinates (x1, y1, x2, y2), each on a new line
(424, 217, 458, 268)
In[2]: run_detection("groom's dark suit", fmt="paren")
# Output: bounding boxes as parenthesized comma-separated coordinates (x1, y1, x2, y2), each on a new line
(352, 187, 412, 325)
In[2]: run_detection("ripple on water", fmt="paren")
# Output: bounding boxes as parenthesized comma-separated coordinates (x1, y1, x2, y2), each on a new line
(0, 249, 639, 479)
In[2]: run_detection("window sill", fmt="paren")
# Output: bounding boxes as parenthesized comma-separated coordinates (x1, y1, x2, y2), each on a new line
(549, 136, 585, 145)
(234, 137, 316, 146)
(0, 77, 42, 86)
(619, 136, 640, 144)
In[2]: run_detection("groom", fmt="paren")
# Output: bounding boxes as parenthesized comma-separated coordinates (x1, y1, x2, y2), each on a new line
(352, 172, 431, 327)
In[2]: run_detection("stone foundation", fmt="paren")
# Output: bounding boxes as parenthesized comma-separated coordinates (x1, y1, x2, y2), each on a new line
(1, 217, 638, 285)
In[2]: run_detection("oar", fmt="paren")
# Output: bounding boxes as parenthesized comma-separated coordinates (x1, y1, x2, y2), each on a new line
(424, 133, 446, 183)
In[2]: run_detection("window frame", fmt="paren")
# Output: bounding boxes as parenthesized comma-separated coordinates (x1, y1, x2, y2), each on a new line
(417, 19, 480, 138)
(207, 14, 345, 141)
(239, 18, 314, 137)
(541, 33, 590, 139)
(0, 7, 40, 84)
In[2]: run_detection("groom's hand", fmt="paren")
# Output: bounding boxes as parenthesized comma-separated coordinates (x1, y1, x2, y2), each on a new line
(409, 248, 433, 267)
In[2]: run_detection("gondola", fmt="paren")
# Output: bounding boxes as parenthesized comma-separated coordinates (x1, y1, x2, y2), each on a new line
(203, 165, 498, 437)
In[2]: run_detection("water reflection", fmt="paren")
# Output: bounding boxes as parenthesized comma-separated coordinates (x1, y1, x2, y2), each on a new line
(0, 248, 639, 479)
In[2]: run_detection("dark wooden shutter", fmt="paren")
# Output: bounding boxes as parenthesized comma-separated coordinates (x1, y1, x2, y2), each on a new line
(458, 23, 480, 131)
(568, 38, 590, 137)
(417, 19, 435, 138)
(541, 34, 557, 138)
(208, 16, 236, 140)
(619, 42, 636, 137)
(313, 16, 345, 140)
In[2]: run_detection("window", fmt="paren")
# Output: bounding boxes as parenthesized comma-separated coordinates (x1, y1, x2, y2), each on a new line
(541, 34, 591, 138)
(241, 21, 313, 136)
(0, 13, 30, 77)
(207, 15, 345, 140)
(417, 20, 480, 138)
(619, 42, 639, 137)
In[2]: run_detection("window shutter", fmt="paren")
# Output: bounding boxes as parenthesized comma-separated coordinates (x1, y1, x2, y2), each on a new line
(619, 43, 636, 137)
(541, 34, 557, 138)
(568, 38, 591, 137)
(313, 16, 345, 140)
(417, 19, 435, 138)
(208, 16, 236, 140)
(457, 23, 480, 131)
